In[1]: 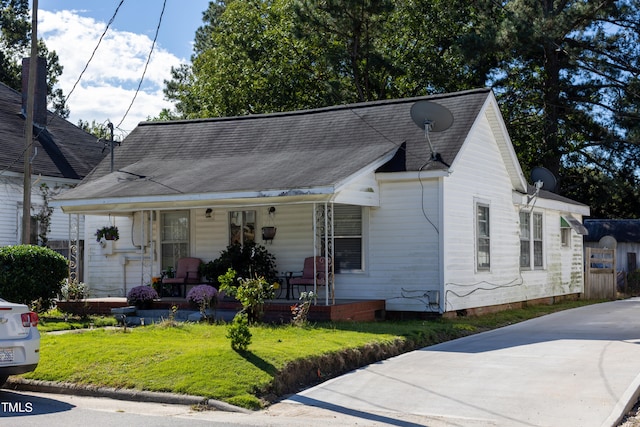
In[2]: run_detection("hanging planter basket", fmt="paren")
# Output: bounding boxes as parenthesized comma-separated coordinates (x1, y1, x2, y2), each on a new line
(261, 226, 277, 241)
(95, 225, 119, 242)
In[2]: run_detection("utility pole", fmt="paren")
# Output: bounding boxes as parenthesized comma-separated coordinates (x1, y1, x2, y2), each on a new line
(108, 121, 115, 172)
(22, 0, 38, 245)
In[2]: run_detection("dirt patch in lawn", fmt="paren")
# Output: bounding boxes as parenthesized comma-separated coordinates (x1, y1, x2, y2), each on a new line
(260, 337, 415, 404)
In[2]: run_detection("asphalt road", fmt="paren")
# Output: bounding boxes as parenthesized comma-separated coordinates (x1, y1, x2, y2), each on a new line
(0, 389, 420, 426)
(5, 299, 640, 426)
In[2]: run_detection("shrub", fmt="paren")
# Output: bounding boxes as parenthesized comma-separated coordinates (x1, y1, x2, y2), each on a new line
(227, 312, 252, 352)
(0, 245, 68, 311)
(628, 270, 640, 295)
(291, 291, 315, 326)
(60, 279, 87, 301)
(199, 242, 277, 287)
(219, 269, 278, 323)
(126, 285, 158, 307)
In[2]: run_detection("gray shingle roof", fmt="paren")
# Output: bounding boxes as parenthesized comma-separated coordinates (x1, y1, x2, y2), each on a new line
(0, 82, 105, 179)
(57, 88, 494, 203)
(526, 184, 589, 206)
(584, 219, 640, 243)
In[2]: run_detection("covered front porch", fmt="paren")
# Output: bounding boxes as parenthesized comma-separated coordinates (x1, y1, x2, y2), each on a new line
(60, 176, 382, 308)
(56, 297, 386, 323)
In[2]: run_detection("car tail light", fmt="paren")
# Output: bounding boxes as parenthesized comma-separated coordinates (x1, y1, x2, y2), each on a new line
(21, 312, 39, 327)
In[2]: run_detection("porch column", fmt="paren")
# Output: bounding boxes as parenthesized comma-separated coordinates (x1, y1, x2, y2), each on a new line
(138, 210, 155, 287)
(314, 202, 335, 305)
(68, 213, 80, 284)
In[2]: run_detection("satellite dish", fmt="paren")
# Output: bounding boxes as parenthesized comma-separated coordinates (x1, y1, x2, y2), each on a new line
(410, 101, 454, 132)
(530, 167, 557, 193)
(410, 101, 453, 162)
(598, 235, 617, 249)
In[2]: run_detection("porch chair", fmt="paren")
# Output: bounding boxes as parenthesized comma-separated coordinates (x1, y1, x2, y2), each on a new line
(288, 256, 331, 301)
(162, 257, 202, 298)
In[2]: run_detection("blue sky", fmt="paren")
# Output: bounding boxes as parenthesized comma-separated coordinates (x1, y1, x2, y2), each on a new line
(37, 0, 211, 135)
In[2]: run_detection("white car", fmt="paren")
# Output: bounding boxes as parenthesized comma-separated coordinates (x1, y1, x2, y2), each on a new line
(0, 299, 40, 386)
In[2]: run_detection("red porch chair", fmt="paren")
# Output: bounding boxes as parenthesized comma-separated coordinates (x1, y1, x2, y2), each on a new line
(288, 256, 331, 300)
(162, 257, 202, 298)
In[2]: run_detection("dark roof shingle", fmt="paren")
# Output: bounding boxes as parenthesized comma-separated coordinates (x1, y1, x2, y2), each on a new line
(59, 88, 494, 201)
(584, 219, 640, 243)
(0, 82, 105, 179)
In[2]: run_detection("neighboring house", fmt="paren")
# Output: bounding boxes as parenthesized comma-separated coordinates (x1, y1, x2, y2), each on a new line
(53, 88, 589, 315)
(0, 75, 105, 277)
(584, 219, 640, 273)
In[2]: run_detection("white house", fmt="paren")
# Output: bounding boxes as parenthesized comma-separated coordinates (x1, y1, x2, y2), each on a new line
(53, 88, 590, 315)
(0, 78, 105, 279)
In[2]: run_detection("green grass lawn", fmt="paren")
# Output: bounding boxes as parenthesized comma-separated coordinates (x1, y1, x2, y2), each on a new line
(25, 300, 599, 409)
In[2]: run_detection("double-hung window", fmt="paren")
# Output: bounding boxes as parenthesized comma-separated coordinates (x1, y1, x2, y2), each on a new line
(333, 205, 362, 272)
(520, 211, 544, 269)
(161, 211, 190, 271)
(560, 218, 572, 247)
(229, 210, 256, 246)
(476, 204, 490, 270)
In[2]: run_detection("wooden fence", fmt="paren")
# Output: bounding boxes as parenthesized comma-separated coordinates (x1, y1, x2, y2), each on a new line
(584, 247, 616, 299)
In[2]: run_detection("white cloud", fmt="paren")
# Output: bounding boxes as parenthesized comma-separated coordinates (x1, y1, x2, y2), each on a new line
(39, 9, 182, 134)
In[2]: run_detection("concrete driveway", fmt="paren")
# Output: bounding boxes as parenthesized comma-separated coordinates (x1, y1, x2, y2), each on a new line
(279, 298, 640, 427)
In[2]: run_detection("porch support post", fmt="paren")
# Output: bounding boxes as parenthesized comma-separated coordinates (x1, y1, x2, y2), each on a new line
(314, 202, 334, 305)
(139, 210, 145, 285)
(329, 202, 334, 305)
(68, 213, 80, 284)
(139, 210, 154, 287)
(312, 203, 317, 303)
(149, 210, 154, 281)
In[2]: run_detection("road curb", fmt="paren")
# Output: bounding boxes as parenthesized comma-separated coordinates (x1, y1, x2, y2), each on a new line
(4, 378, 251, 414)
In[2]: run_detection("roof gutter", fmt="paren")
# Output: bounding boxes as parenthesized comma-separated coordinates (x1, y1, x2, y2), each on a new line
(53, 186, 337, 214)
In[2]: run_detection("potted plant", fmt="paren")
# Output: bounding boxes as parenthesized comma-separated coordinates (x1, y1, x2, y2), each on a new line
(186, 284, 219, 319)
(126, 285, 158, 309)
(95, 225, 119, 242)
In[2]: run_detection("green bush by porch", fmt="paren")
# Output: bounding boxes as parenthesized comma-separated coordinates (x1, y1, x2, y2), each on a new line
(199, 242, 278, 287)
(0, 245, 68, 311)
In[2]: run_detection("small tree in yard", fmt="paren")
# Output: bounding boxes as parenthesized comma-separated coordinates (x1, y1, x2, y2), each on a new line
(226, 312, 252, 352)
(0, 245, 68, 311)
(218, 268, 278, 323)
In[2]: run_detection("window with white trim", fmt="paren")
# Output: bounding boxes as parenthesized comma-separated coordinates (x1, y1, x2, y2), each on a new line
(519, 211, 530, 268)
(334, 205, 362, 272)
(560, 217, 571, 247)
(520, 210, 544, 269)
(476, 203, 490, 270)
(229, 210, 256, 246)
(161, 211, 190, 271)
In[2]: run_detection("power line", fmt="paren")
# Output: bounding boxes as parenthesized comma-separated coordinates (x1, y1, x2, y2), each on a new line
(64, 0, 126, 105)
(116, 0, 167, 130)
